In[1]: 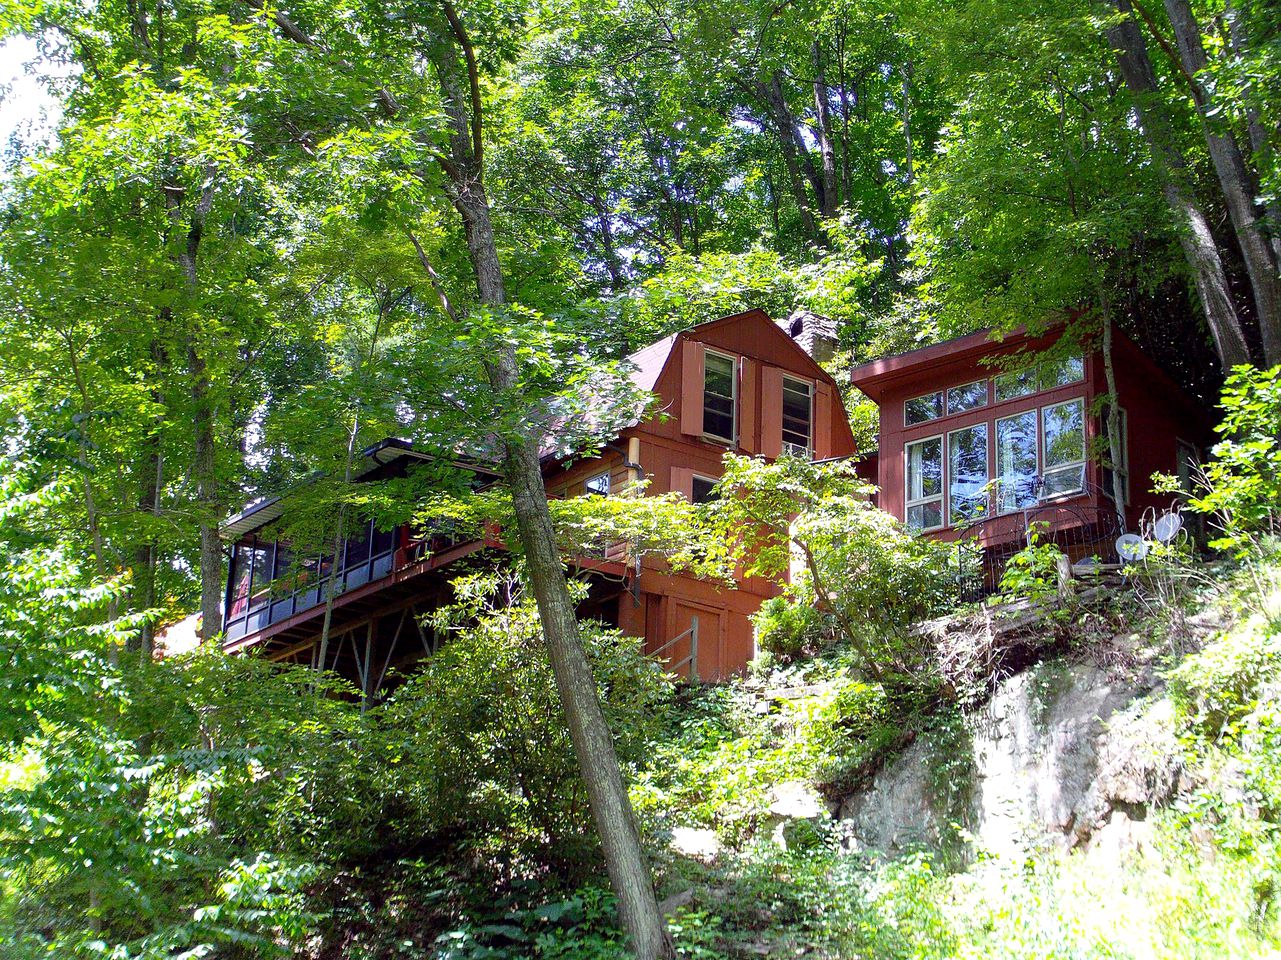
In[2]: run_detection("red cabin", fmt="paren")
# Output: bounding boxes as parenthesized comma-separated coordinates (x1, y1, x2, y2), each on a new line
(850, 326, 1214, 586)
(221, 309, 856, 692)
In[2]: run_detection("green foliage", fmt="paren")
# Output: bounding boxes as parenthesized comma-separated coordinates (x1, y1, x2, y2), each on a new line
(395, 570, 676, 876)
(714, 455, 952, 679)
(1182, 365, 1281, 553)
(753, 595, 828, 661)
(998, 522, 1069, 602)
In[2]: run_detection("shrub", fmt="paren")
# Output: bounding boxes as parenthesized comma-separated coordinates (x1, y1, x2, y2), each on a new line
(712, 455, 953, 680)
(382, 569, 678, 881)
(998, 522, 1068, 602)
(1184, 364, 1281, 553)
(752, 594, 827, 662)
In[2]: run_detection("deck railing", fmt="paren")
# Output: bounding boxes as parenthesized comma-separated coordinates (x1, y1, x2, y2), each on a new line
(224, 522, 474, 643)
(652, 619, 699, 681)
(953, 480, 1125, 600)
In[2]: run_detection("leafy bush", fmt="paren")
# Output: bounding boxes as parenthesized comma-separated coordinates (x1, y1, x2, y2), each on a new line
(713, 455, 953, 679)
(997, 522, 1068, 602)
(752, 594, 828, 661)
(383, 570, 677, 880)
(1184, 364, 1281, 552)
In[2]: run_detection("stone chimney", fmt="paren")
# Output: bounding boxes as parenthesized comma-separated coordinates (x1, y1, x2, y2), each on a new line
(779, 309, 838, 365)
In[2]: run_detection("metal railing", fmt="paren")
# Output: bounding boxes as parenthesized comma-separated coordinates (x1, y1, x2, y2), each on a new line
(954, 479, 1126, 601)
(652, 618, 699, 681)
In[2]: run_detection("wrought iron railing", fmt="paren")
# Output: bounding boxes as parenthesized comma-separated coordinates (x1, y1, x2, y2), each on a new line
(953, 479, 1126, 601)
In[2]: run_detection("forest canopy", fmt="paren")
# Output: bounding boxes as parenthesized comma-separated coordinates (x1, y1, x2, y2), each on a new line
(1, 0, 1280, 955)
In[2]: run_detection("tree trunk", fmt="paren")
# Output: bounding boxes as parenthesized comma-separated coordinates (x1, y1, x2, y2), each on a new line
(754, 75, 819, 238)
(130, 439, 162, 660)
(188, 343, 223, 642)
(1163, 0, 1281, 365)
(836, 32, 853, 202)
(594, 195, 627, 290)
(1224, 0, 1281, 265)
(1099, 290, 1129, 530)
(428, 10, 674, 955)
(1105, 0, 1253, 369)
(812, 40, 839, 217)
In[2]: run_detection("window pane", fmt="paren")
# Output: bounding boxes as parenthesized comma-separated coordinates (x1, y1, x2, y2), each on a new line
(247, 543, 273, 610)
(907, 501, 943, 532)
(905, 392, 943, 425)
(691, 476, 717, 504)
(1176, 439, 1197, 494)
(344, 519, 372, 567)
(947, 380, 988, 413)
(1043, 399, 1085, 469)
(372, 524, 397, 556)
(994, 368, 1037, 402)
(906, 436, 943, 502)
(703, 353, 735, 440)
(782, 377, 813, 452)
(1043, 464, 1085, 498)
(1041, 354, 1084, 389)
(996, 411, 1038, 511)
(949, 424, 988, 523)
(229, 546, 252, 616)
(585, 472, 610, 496)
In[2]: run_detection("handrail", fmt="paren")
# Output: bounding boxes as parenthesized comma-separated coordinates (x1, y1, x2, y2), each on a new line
(652, 619, 699, 681)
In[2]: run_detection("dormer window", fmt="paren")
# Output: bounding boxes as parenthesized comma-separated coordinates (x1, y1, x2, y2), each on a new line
(781, 376, 814, 457)
(703, 351, 737, 444)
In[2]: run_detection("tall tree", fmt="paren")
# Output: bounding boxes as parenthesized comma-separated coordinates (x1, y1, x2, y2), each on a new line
(1103, 0, 1252, 368)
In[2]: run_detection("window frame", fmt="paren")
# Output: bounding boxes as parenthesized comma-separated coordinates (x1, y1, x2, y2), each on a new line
(994, 409, 1040, 515)
(1039, 397, 1087, 501)
(904, 432, 946, 533)
(904, 390, 945, 426)
(781, 374, 815, 457)
(702, 348, 738, 445)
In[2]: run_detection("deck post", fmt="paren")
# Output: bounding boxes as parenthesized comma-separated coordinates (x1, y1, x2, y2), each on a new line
(689, 617, 699, 683)
(360, 621, 374, 710)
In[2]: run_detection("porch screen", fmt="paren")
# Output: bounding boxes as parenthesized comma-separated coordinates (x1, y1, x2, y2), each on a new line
(1042, 399, 1086, 497)
(996, 411, 1038, 512)
(905, 436, 943, 531)
(948, 423, 988, 523)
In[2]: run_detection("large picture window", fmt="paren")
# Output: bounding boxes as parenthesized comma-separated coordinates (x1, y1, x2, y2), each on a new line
(703, 351, 736, 443)
(781, 376, 814, 456)
(905, 436, 944, 531)
(1041, 398, 1086, 498)
(996, 411, 1038, 512)
(948, 423, 989, 523)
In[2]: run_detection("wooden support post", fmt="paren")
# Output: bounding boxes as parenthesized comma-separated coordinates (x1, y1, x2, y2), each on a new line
(1056, 553, 1074, 600)
(361, 621, 374, 710)
(689, 617, 699, 683)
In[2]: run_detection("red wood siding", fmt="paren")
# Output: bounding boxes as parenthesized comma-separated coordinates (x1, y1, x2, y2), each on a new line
(855, 327, 1214, 542)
